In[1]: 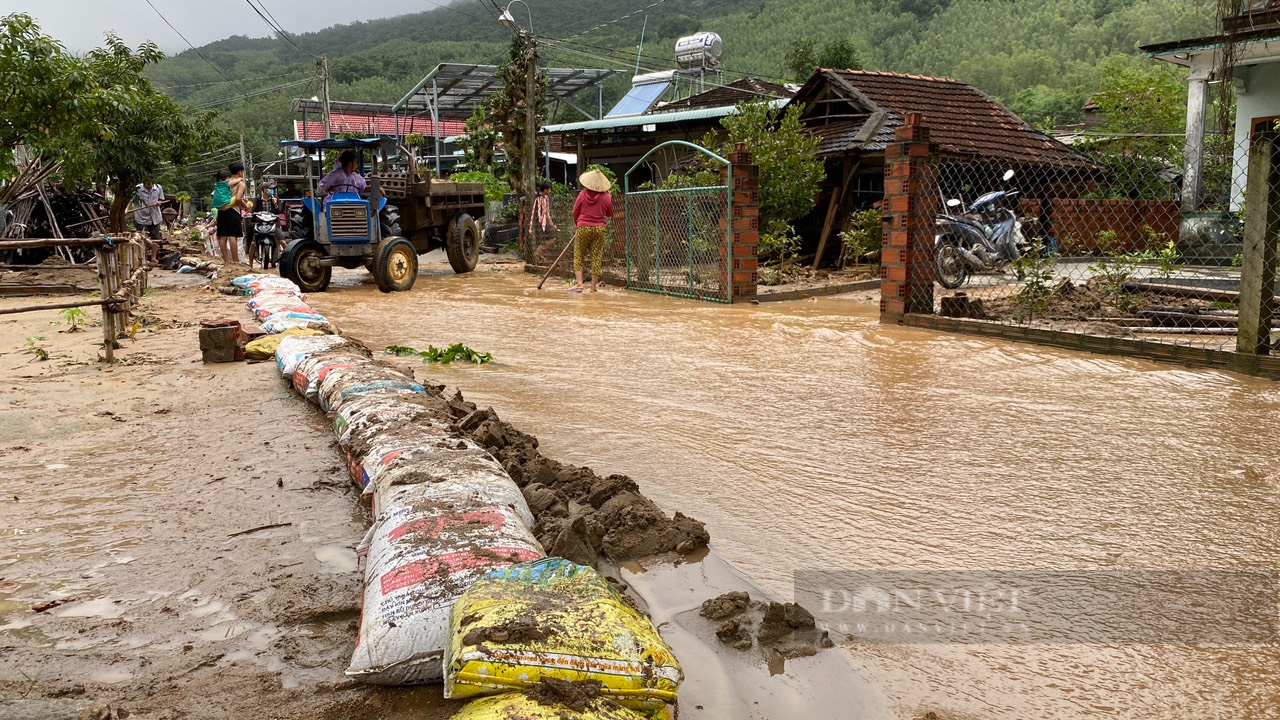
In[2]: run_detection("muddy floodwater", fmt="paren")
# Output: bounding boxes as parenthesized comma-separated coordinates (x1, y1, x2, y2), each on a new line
(310, 264, 1280, 719)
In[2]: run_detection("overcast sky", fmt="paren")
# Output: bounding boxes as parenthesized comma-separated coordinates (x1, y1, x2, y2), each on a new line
(9, 0, 434, 52)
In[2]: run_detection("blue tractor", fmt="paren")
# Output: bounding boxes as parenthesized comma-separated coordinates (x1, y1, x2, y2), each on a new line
(277, 137, 485, 293)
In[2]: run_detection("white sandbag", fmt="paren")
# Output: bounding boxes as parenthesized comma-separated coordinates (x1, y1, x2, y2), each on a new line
(316, 363, 424, 413)
(291, 351, 370, 404)
(372, 455, 534, 527)
(274, 335, 351, 377)
(345, 426, 459, 493)
(261, 312, 337, 335)
(345, 486, 545, 685)
(332, 391, 446, 450)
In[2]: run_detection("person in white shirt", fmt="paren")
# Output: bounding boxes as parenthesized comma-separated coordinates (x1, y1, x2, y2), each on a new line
(133, 178, 165, 264)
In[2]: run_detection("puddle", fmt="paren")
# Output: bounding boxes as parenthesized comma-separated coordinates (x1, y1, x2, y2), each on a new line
(313, 545, 357, 573)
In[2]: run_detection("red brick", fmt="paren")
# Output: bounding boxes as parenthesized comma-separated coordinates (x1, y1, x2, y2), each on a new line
(883, 264, 907, 282)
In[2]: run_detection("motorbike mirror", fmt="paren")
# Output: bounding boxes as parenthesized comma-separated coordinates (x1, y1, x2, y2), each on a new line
(946, 198, 962, 208)
(1002, 169, 1015, 182)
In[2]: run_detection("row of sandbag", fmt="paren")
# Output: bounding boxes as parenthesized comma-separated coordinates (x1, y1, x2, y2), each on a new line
(231, 274, 337, 334)
(238, 279, 682, 719)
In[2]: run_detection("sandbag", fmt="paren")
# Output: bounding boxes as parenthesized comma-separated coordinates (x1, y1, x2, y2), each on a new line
(332, 391, 445, 450)
(291, 351, 370, 404)
(372, 460, 535, 528)
(245, 327, 326, 361)
(449, 691, 650, 720)
(317, 363, 424, 413)
(275, 335, 351, 377)
(445, 558, 682, 712)
(261, 311, 337, 335)
(345, 491, 544, 685)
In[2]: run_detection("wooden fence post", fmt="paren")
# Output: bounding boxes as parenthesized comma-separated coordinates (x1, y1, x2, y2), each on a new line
(1237, 135, 1280, 356)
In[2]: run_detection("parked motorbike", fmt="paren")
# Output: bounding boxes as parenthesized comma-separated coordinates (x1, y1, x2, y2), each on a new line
(934, 169, 1031, 289)
(250, 210, 285, 270)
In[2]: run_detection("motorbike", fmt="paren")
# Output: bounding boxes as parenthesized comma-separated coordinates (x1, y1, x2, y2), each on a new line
(249, 209, 286, 270)
(934, 169, 1032, 289)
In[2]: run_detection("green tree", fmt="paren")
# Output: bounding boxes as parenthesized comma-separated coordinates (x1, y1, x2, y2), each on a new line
(486, 33, 546, 192)
(784, 38, 817, 82)
(817, 38, 862, 71)
(0, 13, 92, 176)
(60, 36, 215, 231)
(708, 101, 824, 236)
(457, 106, 499, 174)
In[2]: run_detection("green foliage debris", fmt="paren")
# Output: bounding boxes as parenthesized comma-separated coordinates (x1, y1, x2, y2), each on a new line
(387, 344, 493, 365)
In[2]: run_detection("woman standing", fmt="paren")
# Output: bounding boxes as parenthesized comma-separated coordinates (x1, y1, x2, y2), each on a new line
(529, 180, 558, 263)
(571, 169, 612, 293)
(215, 161, 247, 263)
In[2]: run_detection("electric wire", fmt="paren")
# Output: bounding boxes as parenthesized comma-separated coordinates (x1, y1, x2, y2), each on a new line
(243, 0, 321, 59)
(557, 0, 671, 43)
(156, 70, 310, 90)
(142, 0, 255, 101)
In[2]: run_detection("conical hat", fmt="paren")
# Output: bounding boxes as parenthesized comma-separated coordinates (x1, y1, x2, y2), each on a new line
(579, 169, 611, 193)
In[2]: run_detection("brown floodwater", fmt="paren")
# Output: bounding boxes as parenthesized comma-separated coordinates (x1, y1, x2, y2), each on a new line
(313, 264, 1280, 719)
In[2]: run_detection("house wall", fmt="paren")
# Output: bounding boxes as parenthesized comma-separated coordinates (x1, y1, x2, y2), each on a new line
(1232, 63, 1280, 208)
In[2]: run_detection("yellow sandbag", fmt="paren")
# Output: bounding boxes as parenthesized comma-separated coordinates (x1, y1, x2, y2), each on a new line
(450, 690, 650, 720)
(445, 558, 682, 712)
(245, 327, 325, 360)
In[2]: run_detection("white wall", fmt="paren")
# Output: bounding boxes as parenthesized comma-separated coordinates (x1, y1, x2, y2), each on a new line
(1232, 63, 1280, 209)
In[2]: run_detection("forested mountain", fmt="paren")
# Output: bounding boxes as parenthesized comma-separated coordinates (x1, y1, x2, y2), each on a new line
(147, 0, 1215, 169)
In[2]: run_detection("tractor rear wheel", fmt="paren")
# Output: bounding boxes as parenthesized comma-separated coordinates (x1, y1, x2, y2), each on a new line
(374, 237, 418, 293)
(280, 239, 331, 293)
(445, 213, 480, 274)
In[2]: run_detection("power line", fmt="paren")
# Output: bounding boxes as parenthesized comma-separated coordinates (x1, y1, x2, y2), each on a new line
(142, 0, 255, 101)
(416, 0, 487, 22)
(243, 0, 321, 59)
(186, 77, 313, 110)
(157, 70, 310, 90)
(558, 0, 671, 43)
(546, 34, 795, 87)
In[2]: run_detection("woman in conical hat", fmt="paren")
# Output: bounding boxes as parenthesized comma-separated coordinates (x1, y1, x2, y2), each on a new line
(570, 169, 613, 292)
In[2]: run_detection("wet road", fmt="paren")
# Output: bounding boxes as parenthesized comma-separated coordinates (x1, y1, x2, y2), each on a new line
(312, 264, 1280, 719)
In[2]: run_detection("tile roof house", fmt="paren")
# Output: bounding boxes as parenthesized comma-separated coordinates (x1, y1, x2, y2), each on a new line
(789, 69, 1093, 266)
(795, 69, 1092, 167)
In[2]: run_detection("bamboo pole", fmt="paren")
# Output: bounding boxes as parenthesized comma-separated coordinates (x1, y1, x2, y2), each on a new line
(0, 238, 114, 250)
(0, 299, 114, 316)
(96, 246, 114, 363)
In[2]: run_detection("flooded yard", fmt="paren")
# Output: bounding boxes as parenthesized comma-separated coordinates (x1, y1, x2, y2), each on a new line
(308, 264, 1280, 719)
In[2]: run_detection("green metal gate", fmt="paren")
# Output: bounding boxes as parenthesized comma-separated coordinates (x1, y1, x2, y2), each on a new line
(624, 141, 733, 302)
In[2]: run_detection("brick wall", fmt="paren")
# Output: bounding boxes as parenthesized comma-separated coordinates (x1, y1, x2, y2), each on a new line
(879, 113, 938, 322)
(1041, 198, 1181, 254)
(723, 144, 759, 302)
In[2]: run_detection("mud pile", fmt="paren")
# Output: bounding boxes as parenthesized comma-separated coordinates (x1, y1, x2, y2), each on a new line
(442, 397, 710, 569)
(700, 590, 833, 658)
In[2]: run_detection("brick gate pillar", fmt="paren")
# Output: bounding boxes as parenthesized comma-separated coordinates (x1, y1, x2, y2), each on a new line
(880, 113, 938, 322)
(724, 144, 759, 303)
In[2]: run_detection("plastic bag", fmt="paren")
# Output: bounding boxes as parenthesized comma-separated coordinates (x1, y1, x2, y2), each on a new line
(332, 391, 446, 450)
(448, 692, 650, 720)
(274, 335, 352, 377)
(245, 328, 326, 361)
(445, 558, 682, 711)
(370, 457, 534, 527)
(345, 490, 544, 685)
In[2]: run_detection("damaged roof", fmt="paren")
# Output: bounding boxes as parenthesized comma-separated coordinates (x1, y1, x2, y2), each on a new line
(794, 69, 1092, 167)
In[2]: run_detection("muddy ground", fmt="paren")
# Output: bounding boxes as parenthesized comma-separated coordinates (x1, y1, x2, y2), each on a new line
(0, 283, 463, 719)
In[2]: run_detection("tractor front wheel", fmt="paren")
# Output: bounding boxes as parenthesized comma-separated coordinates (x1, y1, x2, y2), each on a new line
(374, 237, 418, 293)
(280, 239, 331, 293)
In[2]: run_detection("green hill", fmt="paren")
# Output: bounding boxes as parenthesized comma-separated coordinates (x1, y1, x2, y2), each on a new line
(147, 0, 1214, 168)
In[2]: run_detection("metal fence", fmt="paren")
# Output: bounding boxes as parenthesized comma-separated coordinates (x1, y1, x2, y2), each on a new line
(623, 141, 734, 303)
(900, 135, 1278, 359)
(523, 193, 627, 285)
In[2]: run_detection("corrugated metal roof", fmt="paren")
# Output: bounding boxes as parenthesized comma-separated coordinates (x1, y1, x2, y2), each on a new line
(542, 98, 787, 134)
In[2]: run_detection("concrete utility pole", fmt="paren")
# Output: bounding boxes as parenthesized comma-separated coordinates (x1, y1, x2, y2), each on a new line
(320, 55, 332, 138)
(524, 35, 538, 205)
(498, 0, 538, 203)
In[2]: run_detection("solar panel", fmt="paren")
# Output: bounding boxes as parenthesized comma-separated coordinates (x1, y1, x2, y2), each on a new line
(605, 81, 671, 118)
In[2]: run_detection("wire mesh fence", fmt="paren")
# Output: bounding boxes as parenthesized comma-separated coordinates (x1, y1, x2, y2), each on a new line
(903, 136, 1272, 356)
(623, 187, 732, 302)
(523, 194, 627, 286)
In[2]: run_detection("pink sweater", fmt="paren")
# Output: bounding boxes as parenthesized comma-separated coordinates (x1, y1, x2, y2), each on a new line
(572, 190, 613, 227)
